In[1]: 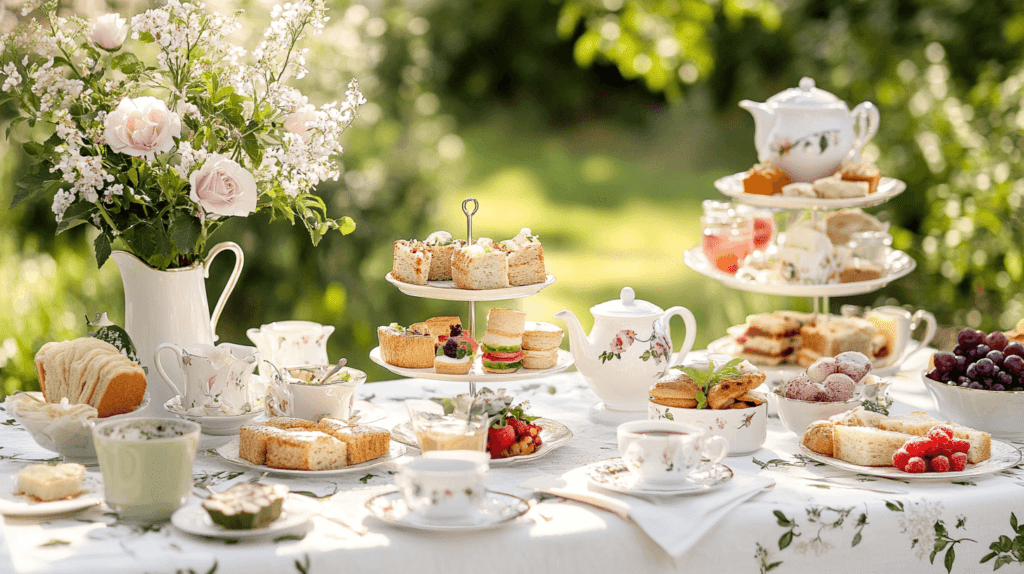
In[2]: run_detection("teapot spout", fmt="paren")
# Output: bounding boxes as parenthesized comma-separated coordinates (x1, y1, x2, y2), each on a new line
(739, 100, 774, 162)
(554, 310, 595, 361)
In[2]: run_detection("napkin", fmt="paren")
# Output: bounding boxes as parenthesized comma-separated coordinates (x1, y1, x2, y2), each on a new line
(522, 467, 774, 559)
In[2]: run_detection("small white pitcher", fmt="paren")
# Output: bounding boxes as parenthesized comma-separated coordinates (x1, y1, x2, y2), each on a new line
(154, 343, 258, 416)
(246, 321, 334, 375)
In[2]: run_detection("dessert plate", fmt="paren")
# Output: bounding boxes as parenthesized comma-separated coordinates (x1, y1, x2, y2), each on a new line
(385, 272, 556, 302)
(214, 437, 407, 477)
(583, 458, 734, 495)
(171, 494, 321, 539)
(798, 439, 1022, 480)
(164, 398, 264, 436)
(369, 347, 574, 382)
(0, 472, 103, 516)
(365, 490, 529, 531)
(707, 336, 904, 380)
(390, 417, 573, 465)
(683, 247, 916, 297)
(714, 172, 906, 209)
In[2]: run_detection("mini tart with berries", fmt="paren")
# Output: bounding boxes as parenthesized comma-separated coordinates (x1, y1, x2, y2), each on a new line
(486, 402, 543, 459)
(434, 339, 472, 375)
(437, 324, 478, 355)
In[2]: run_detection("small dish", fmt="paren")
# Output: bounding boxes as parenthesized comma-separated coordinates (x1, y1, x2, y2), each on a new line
(171, 494, 321, 539)
(390, 417, 573, 465)
(164, 397, 263, 436)
(214, 437, 406, 477)
(767, 389, 863, 436)
(0, 472, 103, 516)
(583, 457, 734, 495)
(648, 400, 767, 456)
(365, 490, 529, 531)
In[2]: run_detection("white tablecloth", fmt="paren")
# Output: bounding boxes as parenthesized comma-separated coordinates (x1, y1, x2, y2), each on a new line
(1, 348, 1022, 574)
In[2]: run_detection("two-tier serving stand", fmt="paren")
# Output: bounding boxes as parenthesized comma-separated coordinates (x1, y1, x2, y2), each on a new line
(372, 198, 574, 395)
(682, 173, 915, 380)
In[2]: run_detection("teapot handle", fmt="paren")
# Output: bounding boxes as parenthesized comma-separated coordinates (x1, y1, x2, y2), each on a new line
(205, 242, 245, 341)
(901, 310, 938, 363)
(849, 102, 879, 162)
(661, 307, 697, 368)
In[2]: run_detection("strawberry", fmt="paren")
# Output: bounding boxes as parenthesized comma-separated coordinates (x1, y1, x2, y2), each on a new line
(950, 452, 968, 472)
(892, 448, 911, 470)
(487, 425, 516, 458)
(507, 417, 529, 437)
(903, 437, 932, 458)
(904, 457, 927, 473)
(949, 438, 971, 454)
(930, 455, 951, 472)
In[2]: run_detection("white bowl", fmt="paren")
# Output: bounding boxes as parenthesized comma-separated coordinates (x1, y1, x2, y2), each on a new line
(921, 370, 1024, 440)
(648, 398, 767, 456)
(4, 392, 150, 463)
(767, 390, 862, 436)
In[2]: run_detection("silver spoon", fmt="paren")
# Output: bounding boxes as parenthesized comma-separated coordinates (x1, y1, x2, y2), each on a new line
(314, 358, 347, 385)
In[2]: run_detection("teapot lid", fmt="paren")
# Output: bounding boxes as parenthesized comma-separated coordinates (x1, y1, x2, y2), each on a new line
(591, 287, 663, 317)
(766, 77, 847, 109)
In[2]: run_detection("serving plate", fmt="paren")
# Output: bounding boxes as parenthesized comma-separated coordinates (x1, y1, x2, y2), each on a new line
(171, 494, 320, 539)
(0, 472, 103, 516)
(385, 272, 556, 301)
(798, 439, 1022, 480)
(683, 247, 916, 297)
(714, 172, 906, 209)
(164, 398, 264, 436)
(365, 490, 529, 531)
(390, 417, 572, 465)
(214, 436, 406, 477)
(369, 347, 574, 383)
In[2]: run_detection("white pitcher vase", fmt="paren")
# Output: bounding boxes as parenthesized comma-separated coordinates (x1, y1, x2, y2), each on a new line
(110, 242, 244, 415)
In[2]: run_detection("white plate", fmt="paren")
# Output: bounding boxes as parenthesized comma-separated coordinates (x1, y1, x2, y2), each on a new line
(390, 417, 573, 465)
(171, 494, 320, 539)
(164, 398, 264, 436)
(714, 172, 907, 209)
(213, 436, 407, 477)
(0, 472, 103, 516)
(584, 458, 734, 495)
(707, 335, 903, 380)
(365, 490, 529, 531)
(798, 439, 1022, 480)
(683, 247, 916, 297)
(369, 347, 574, 382)
(385, 272, 556, 301)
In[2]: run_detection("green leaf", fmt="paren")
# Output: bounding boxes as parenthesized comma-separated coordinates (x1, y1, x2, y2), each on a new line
(40, 539, 69, 547)
(944, 546, 955, 574)
(852, 532, 862, 547)
(138, 31, 155, 43)
(168, 214, 202, 253)
(338, 216, 356, 235)
(885, 501, 904, 512)
(994, 555, 1013, 570)
(779, 530, 793, 550)
(94, 234, 111, 268)
(981, 552, 997, 564)
(695, 390, 707, 409)
(765, 561, 782, 572)
(1012, 513, 1018, 531)
(111, 53, 143, 74)
(773, 510, 791, 526)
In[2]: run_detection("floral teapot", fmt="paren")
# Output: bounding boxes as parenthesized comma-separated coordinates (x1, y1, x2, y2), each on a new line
(739, 77, 879, 182)
(556, 287, 697, 413)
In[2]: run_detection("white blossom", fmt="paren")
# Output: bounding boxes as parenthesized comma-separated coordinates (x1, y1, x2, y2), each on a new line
(2, 63, 21, 92)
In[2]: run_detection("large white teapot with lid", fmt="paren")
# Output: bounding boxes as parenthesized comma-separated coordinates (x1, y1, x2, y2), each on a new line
(739, 77, 879, 182)
(556, 287, 697, 413)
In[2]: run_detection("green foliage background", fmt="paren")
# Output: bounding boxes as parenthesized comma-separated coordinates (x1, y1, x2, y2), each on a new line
(2, 0, 1023, 396)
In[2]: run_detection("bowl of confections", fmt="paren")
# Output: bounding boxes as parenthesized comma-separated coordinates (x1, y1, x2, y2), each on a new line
(922, 327, 1024, 441)
(768, 351, 889, 436)
(4, 338, 150, 463)
(648, 357, 769, 456)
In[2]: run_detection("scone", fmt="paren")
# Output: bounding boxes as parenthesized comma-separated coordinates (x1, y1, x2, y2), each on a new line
(837, 161, 881, 194)
(377, 323, 435, 368)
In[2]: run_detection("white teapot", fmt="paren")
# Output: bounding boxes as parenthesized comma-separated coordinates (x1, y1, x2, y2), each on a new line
(556, 287, 696, 413)
(739, 77, 879, 182)
(246, 321, 334, 375)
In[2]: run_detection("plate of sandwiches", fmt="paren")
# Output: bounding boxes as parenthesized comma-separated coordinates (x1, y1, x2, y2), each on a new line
(214, 418, 405, 477)
(714, 161, 907, 210)
(799, 407, 1022, 480)
(708, 311, 907, 380)
(388, 228, 555, 301)
(373, 310, 573, 381)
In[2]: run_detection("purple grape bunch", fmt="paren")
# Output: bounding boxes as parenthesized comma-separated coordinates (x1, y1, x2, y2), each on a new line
(926, 328, 1024, 392)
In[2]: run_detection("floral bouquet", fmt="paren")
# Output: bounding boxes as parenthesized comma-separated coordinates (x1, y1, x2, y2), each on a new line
(1, 0, 365, 270)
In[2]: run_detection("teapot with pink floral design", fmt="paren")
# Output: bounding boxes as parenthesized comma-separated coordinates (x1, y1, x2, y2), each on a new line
(556, 287, 697, 413)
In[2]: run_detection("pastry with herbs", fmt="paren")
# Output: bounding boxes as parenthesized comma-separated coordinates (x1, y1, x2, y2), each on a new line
(422, 231, 464, 281)
(499, 228, 546, 286)
(377, 322, 435, 368)
(316, 419, 392, 465)
(392, 239, 432, 285)
(451, 238, 510, 290)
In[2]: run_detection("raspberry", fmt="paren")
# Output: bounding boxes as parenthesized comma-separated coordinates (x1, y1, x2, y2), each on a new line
(931, 425, 955, 440)
(928, 426, 952, 447)
(507, 417, 529, 437)
(892, 449, 911, 470)
(904, 457, 927, 473)
(949, 438, 971, 454)
(904, 437, 932, 458)
(950, 452, 968, 471)
(930, 455, 951, 472)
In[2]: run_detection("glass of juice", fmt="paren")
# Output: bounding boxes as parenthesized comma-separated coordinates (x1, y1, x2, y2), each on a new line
(406, 399, 488, 452)
(701, 201, 754, 274)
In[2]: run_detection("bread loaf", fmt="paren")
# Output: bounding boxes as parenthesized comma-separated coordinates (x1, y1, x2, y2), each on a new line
(34, 338, 146, 417)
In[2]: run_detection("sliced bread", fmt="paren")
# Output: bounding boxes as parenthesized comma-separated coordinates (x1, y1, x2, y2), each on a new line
(392, 240, 432, 285)
(832, 425, 916, 466)
(451, 240, 509, 290)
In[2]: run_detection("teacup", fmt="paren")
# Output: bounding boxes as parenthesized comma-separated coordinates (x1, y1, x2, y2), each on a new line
(154, 343, 258, 416)
(395, 452, 488, 520)
(843, 305, 937, 368)
(246, 321, 334, 375)
(617, 420, 728, 487)
(92, 418, 200, 522)
(266, 364, 366, 422)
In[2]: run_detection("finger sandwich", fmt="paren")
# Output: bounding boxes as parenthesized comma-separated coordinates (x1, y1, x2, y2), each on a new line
(481, 309, 526, 373)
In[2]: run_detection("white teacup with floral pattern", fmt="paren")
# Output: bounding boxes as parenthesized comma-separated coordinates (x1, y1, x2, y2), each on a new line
(154, 343, 258, 416)
(396, 451, 488, 520)
(617, 420, 729, 487)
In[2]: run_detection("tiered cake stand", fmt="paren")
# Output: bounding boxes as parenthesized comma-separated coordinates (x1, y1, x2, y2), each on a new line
(683, 172, 915, 379)
(373, 198, 574, 395)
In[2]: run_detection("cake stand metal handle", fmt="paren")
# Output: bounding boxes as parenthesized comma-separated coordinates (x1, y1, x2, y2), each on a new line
(462, 196, 480, 396)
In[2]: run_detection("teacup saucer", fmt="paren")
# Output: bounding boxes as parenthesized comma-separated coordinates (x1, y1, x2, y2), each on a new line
(584, 458, 734, 495)
(365, 490, 529, 531)
(164, 398, 263, 436)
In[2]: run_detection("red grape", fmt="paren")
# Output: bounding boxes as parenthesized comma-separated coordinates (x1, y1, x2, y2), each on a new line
(986, 331, 1009, 351)
(987, 350, 1005, 366)
(933, 351, 957, 373)
(958, 328, 984, 347)
(1005, 355, 1024, 376)
(1005, 342, 1024, 358)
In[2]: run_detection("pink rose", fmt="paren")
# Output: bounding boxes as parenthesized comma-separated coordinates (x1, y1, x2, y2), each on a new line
(283, 104, 317, 140)
(104, 96, 181, 160)
(188, 154, 258, 217)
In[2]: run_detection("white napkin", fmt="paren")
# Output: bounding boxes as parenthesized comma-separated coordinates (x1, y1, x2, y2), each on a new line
(522, 467, 774, 559)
